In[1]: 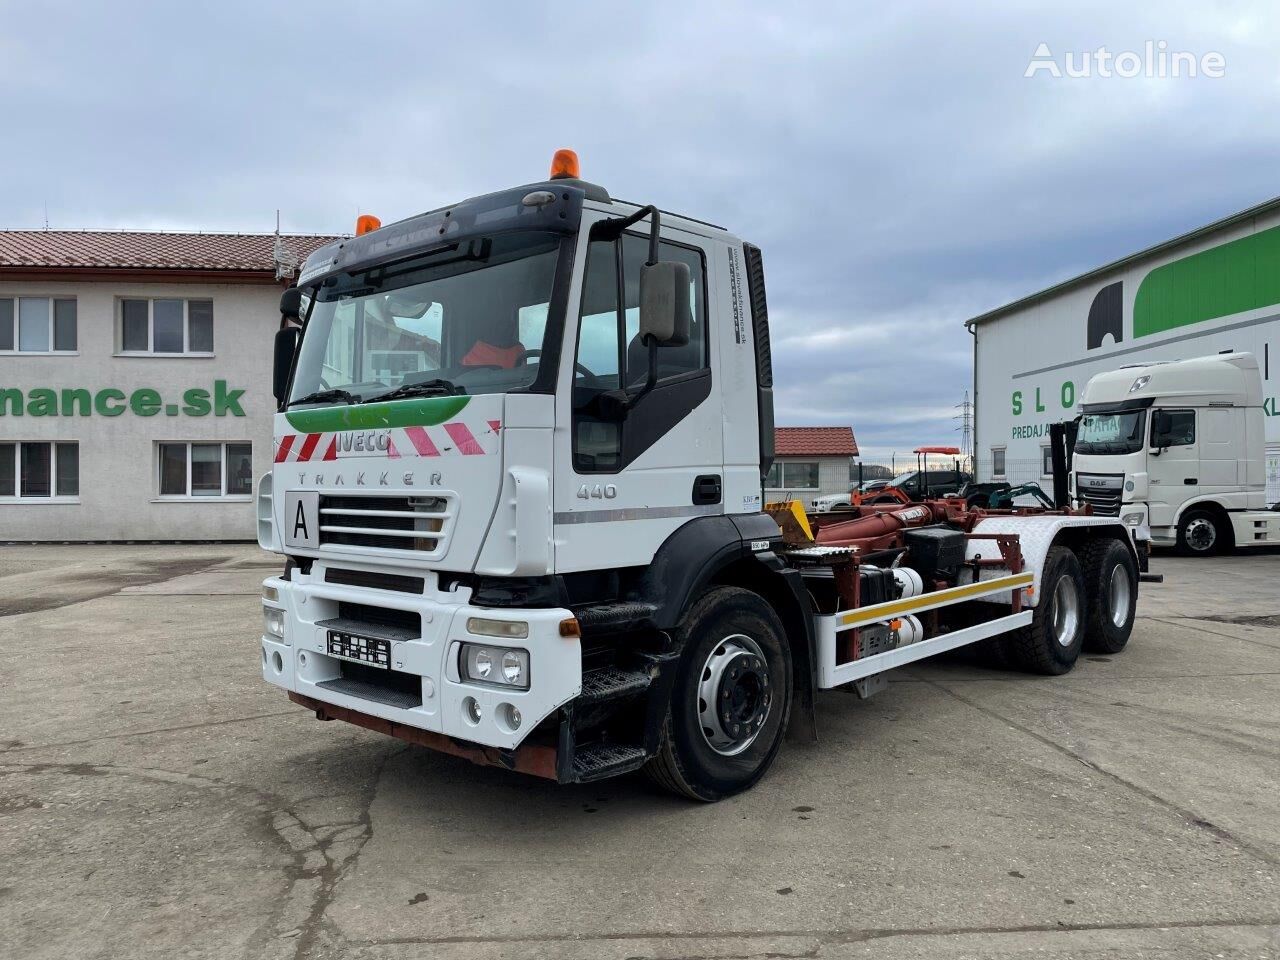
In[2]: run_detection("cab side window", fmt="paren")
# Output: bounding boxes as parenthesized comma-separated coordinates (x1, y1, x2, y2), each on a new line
(572, 230, 709, 473)
(1154, 410, 1195, 447)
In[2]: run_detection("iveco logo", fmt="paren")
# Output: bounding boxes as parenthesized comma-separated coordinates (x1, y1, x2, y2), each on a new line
(338, 430, 391, 453)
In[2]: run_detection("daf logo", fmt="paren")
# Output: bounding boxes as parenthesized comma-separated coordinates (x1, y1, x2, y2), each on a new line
(338, 430, 391, 453)
(1086, 479, 1110, 488)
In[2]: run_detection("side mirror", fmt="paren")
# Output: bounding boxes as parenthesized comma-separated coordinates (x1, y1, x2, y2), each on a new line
(273, 327, 300, 406)
(280, 287, 304, 322)
(1151, 410, 1173, 451)
(638, 261, 691, 346)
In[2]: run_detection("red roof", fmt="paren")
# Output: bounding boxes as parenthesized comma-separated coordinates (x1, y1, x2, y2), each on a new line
(774, 426, 858, 457)
(0, 230, 341, 275)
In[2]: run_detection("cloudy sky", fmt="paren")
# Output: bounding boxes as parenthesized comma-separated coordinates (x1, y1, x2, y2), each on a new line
(3, 2, 1277, 458)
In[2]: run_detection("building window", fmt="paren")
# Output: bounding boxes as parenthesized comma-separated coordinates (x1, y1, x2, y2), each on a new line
(157, 442, 252, 498)
(992, 447, 1007, 479)
(766, 461, 820, 489)
(119, 298, 214, 355)
(1041, 445, 1054, 477)
(0, 441, 79, 499)
(0, 297, 77, 353)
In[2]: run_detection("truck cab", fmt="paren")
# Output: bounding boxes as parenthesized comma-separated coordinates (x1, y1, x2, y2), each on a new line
(1072, 352, 1279, 554)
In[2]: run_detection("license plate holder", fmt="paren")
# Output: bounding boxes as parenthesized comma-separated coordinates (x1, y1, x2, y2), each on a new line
(326, 630, 391, 669)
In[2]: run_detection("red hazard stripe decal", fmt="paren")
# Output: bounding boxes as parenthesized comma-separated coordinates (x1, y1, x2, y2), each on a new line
(444, 422, 483, 455)
(274, 434, 295, 463)
(322, 437, 338, 461)
(403, 426, 440, 457)
(296, 433, 321, 462)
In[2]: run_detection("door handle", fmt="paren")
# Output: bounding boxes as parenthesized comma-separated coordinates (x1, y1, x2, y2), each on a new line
(693, 474, 722, 505)
(1183, 478, 1197, 485)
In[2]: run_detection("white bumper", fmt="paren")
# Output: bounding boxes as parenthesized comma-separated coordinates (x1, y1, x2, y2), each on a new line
(260, 567, 581, 750)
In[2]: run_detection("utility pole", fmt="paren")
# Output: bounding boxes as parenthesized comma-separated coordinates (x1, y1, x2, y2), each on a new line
(954, 390, 973, 469)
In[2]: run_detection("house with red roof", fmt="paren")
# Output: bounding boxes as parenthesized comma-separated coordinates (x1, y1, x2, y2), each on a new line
(0, 230, 339, 540)
(765, 426, 859, 501)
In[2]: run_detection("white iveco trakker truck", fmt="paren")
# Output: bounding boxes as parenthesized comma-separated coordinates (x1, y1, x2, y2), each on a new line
(258, 152, 1146, 800)
(1073, 353, 1280, 556)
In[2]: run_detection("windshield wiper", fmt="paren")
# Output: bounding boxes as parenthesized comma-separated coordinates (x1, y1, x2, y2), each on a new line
(365, 379, 464, 404)
(288, 388, 358, 407)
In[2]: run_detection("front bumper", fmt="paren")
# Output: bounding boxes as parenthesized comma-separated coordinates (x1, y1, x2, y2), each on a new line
(260, 565, 582, 752)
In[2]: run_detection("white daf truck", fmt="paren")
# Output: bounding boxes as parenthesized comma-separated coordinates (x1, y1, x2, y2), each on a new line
(1073, 352, 1280, 556)
(258, 152, 1146, 800)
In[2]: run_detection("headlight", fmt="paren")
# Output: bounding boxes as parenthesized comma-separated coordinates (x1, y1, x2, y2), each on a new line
(263, 605, 285, 639)
(466, 617, 529, 640)
(1122, 512, 1144, 526)
(460, 643, 530, 690)
(262, 584, 279, 602)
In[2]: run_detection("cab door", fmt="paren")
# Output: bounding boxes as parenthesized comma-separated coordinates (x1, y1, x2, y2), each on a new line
(1147, 408, 1198, 528)
(552, 218, 723, 573)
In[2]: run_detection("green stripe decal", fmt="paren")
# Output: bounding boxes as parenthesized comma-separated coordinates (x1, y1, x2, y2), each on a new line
(284, 395, 471, 432)
(1134, 222, 1280, 339)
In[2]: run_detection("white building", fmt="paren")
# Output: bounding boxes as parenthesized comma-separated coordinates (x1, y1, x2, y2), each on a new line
(764, 426, 858, 501)
(966, 196, 1280, 487)
(0, 230, 337, 540)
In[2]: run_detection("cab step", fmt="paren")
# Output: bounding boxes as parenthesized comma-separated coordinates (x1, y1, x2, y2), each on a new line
(572, 601, 659, 635)
(571, 742, 648, 782)
(579, 666, 652, 705)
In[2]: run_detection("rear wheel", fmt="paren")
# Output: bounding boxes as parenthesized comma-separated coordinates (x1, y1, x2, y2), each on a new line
(1080, 538, 1137, 654)
(645, 586, 793, 801)
(1176, 508, 1221, 556)
(1008, 545, 1086, 675)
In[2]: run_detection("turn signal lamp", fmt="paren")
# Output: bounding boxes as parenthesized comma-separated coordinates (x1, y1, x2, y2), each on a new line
(355, 214, 381, 236)
(549, 148, 580, 180)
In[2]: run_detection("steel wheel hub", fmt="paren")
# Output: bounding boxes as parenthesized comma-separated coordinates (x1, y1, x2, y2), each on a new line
(1107, 564, 1131, 628)
(698, 634, 772, 756)
(1186, 517, 1216, 552)
(1052, 575, 1082, 649)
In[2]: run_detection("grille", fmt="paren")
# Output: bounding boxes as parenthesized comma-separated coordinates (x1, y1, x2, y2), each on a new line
(317, 494, 451, 553)
(1076, 474, 1123, 516)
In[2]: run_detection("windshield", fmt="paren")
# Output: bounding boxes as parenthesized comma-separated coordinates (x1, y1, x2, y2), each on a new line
(1076, 410, 1147, 454)
(289, 231, 562, 406)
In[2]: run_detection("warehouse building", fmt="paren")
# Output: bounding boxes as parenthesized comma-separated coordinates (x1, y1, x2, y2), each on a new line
(966, 196, 1280, 496)
(0, 231, 337, 541)
(764, 426, 859, 501)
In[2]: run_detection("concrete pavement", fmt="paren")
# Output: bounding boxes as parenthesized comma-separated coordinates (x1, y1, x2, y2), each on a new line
(1, 546, 1277, 959)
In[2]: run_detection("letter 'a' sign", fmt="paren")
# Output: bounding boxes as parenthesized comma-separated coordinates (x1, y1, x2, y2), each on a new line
(283, 492, 319, 549)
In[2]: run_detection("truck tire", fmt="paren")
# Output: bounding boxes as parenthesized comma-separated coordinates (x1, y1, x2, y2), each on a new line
(645, 586, 793, 802)
(1176, 508, 1221, 556)
(1080, 538, 1137, 654)
(1008, 546, 1086, 675)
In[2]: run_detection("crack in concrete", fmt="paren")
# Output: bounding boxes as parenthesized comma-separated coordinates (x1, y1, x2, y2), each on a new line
(351, 916, 1280, 950)
(922, 679, 1280, 868)
(0, 709, 304, 755)
(282, 745, 407, 960)
(0, 754, 393, 960)
(1151, 616, 1280, 651)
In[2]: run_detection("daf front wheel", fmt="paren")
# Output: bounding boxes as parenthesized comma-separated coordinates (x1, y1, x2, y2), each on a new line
(1176, 509, 1221, 556)
(646, 587, 793, 801)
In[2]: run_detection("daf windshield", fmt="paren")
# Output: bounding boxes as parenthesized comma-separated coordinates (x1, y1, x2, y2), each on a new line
(1075, 410, 1146, 455)
(289, 231, 562, 406)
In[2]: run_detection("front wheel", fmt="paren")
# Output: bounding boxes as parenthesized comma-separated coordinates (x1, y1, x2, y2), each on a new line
(1176, 508, 1222, 556)
(645, 586, 793, 801)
